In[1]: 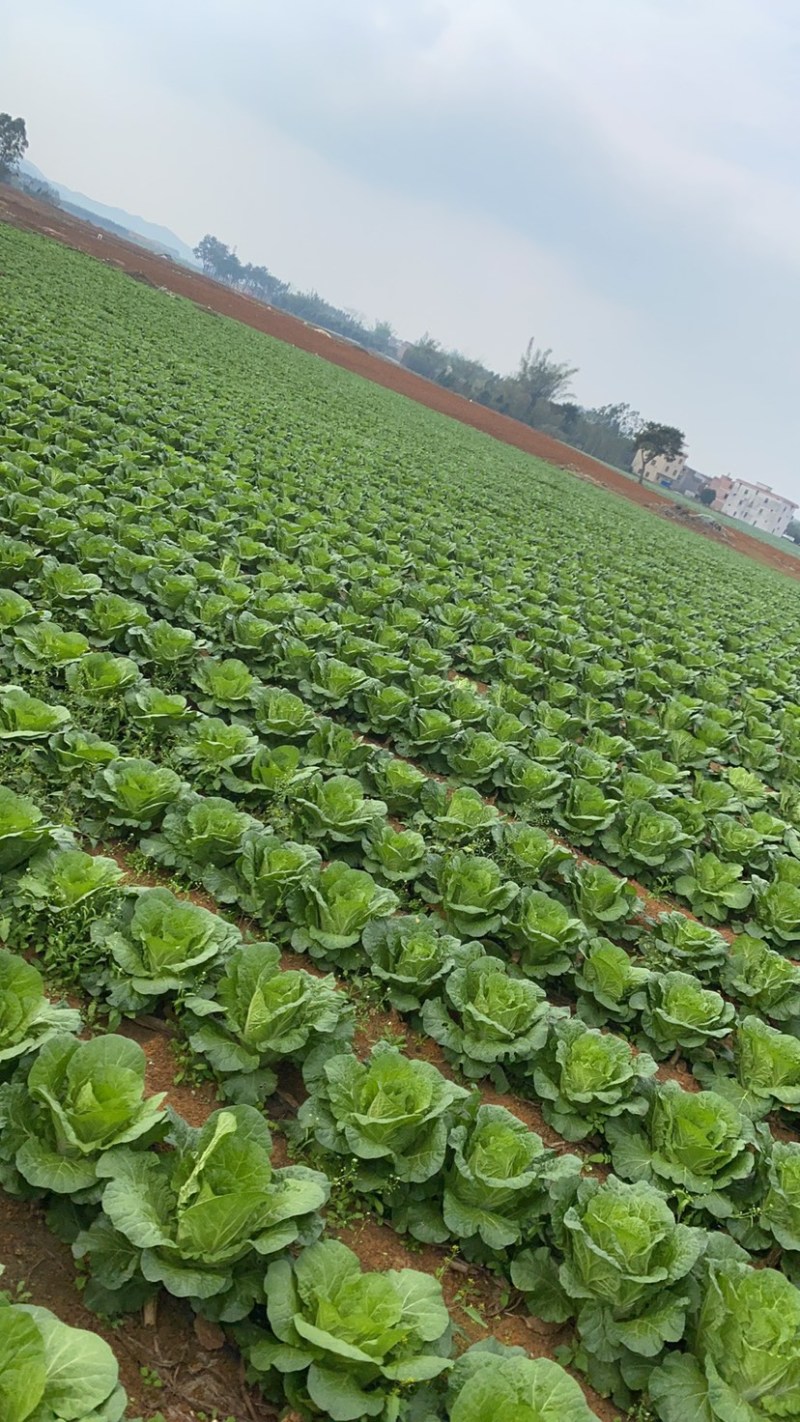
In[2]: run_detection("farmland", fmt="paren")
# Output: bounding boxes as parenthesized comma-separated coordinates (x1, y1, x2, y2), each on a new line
(2, 219, 800, 1422)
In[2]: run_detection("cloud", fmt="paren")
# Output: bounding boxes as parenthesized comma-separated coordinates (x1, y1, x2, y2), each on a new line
(87, 0, 800, 272)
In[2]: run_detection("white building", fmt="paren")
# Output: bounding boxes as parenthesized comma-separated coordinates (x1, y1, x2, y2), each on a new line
(632, 448, 688, 485)
(709, 478, 797, 537)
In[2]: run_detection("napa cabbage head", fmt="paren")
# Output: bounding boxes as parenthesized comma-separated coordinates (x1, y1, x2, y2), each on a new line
(605, 1079, 755, 1207)
(425, 851, 519, 938)
(182, 941, 353, 1103)
(75, 1105, 329, 1320)
(0, 1033, 166, 1197)
(444, 1341, 601, 1422)
(287, 861, 398, 969)
(574, 938, 652, 1027)
(360, 915, 465, 1012)
(0, 950, 81, 1078)
(512, 1175, 705, 1365)
(649, 1258, 800, 1422)
(421, 950, 552, 1083)
(89, 886, 241, 1012)
(294, 1041, 468, 1190)
(241, 1237, 452, 1420)
(532, 1016, 657, 1141)
(633, 970, 736, 1058)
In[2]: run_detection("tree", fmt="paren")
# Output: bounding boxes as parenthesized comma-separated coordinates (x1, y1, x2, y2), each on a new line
(698, 486, 716, 507)
(369, 320, 396, 355)
(786, 519, 800, 546)
(193, 233, 229, 274)
(402, 336, 448, 382)
(193, 234, 242, 284)
(633, 421, 686, 484)
(0, 113, 28, 180)
(586, 403, 643, 440)
(239, 262, 287, 304)
(509, 338, 577, 418)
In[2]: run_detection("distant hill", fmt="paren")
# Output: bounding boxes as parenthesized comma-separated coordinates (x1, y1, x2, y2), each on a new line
(19, 160, 198, 266)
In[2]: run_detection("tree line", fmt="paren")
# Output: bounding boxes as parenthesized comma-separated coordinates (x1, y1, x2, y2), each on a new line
(401, 333, 652, 469)
(193, 234, 397, 355)
(194, 233, 685, 474)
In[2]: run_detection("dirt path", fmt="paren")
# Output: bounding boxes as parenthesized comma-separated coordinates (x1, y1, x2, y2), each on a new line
(2, 185, 798, 583)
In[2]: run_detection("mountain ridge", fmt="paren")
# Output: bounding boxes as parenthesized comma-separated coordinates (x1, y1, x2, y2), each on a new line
(19, 160, 197, 265)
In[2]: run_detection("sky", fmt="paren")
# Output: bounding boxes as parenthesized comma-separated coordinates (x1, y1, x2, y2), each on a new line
(2, 0, 800, 499)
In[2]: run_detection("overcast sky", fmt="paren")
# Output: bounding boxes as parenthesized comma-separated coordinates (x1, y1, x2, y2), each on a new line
(3, 0, 800, 499)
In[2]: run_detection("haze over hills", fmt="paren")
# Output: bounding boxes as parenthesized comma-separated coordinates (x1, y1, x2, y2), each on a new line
(19, 159, 197, 265)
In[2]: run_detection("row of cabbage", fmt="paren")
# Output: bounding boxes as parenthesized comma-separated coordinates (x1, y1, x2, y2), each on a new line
(4, 537, 800, 956)
(2, 1011, 609, 1422)
(3, 595, 800, 977)
(5, 934, 800, 1420)
(3, 384, 800, 819)
(5, 537, 800, 952)
(7, 762, 800, 1404)
(2, 616, 800, 1066)
(4, 662, 800, 1141)
(3, 640, 800, 1149)
(0, 1282, 611, 1422)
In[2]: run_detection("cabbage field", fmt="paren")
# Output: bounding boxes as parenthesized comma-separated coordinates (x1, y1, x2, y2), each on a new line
(3, 220, 800, 1422)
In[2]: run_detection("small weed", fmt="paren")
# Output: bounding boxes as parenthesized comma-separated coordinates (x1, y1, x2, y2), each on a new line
(166, 872, 197, 897)
(346, 975, 387, 1023)
(170, 1036, 216, 1090)
(139, 1365, 164, 1390)
(0, 1278, 33, 1304)
(376, 1022, 407, 1050)
(445, 1268, 489, 1333)
(458, 1300, 488, 1329)
(434, 1244, 461, 1282)
(649, 876, 674, 900)
(125, 846, 156, 876)
(322, 1161, 373, 1231)
(403, 893, 425, 912)
(401, 1234, 425, 1254)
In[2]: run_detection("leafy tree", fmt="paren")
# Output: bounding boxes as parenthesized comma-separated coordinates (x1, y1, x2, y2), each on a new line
(511, 337, 578, 410)
(575, 403, 642, 467)
(402, 335, 448, 382)
(633, 421, 686, 484)
(370, 319, 396, 354)
(698, 486, 716, 507)
(786, 519, 800, 545)
(280, 288, 375, 346)
(238, 261, 287, 303)
(587, 402, 643, 439)
(193, 233, 240, 283)
(0, 112, 28, 179)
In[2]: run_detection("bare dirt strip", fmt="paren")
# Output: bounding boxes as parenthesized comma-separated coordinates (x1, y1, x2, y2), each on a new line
(2, 184, 798, 583)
